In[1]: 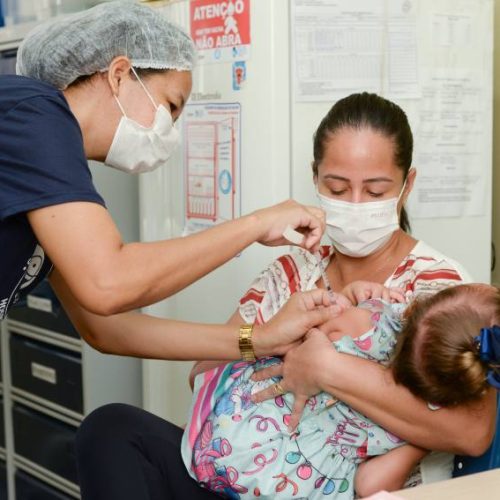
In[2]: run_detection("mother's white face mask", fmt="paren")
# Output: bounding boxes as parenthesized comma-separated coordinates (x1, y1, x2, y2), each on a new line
(317, 177, 409, 258)
(105, 68, 180, 174)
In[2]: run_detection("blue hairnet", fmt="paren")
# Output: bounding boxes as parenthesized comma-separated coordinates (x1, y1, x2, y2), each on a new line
(16, 1, 196, 89)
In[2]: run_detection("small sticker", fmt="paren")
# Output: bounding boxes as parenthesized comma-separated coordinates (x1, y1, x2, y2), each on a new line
(232, 61, 246, 90)
(219, 169, 232, 194)
(27, 294, 52, 313)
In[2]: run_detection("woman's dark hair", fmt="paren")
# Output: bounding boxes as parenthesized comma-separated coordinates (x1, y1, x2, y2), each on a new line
(312, 92, 413, 233)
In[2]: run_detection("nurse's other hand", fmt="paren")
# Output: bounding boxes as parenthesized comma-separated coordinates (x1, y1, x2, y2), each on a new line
(253, 289, 335, 357)
(253, 200, 325, 252)
(252, 328, 335, 431)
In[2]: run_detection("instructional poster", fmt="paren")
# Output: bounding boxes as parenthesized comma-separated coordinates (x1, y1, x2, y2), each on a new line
(182, 103, 241, 235)
(190, 0, 251, 64)
(409, 69, 488, 218)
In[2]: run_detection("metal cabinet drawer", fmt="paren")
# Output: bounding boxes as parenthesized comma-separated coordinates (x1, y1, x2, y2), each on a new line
(16, 470, 73, 500)
(13, 404, 78, 484)
(0, 461, 6, 500)
(10, 335, 83, 414)
(0, 397, 4, 449)
(8, 280, 79, 340)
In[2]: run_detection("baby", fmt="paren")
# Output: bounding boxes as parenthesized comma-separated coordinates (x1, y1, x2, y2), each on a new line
(181, 282, 500, 499)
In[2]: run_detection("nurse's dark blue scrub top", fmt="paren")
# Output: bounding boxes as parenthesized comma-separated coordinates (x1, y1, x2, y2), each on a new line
(0, 75, 105, 319)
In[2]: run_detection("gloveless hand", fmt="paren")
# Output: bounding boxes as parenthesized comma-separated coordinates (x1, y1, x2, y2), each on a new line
(252, 328, 336, 431)
(252, 289, 335, 358)
(252, 199, 326, 252)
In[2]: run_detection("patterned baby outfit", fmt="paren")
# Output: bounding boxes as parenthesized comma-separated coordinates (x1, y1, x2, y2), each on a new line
(182, 299, 405, 499)
(182, 243, 471, 496)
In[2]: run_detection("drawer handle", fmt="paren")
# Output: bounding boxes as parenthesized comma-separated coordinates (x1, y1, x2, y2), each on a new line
(31, 362, 57, 384)
(27, 294, 53, 313)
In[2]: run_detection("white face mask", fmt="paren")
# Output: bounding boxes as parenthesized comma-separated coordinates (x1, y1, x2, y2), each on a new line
(317, 180, 408, 258)
(105, 68, 180, 174)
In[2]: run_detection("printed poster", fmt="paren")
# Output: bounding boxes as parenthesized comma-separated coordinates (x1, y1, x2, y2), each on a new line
(291, 0, 420, 101)
(190, 0, 251, 64)
(183, 103, 241, 235)
(408, 69, 488, 218)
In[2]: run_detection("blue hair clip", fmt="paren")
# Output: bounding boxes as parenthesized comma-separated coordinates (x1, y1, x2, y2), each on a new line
(475, 325, 500, 390)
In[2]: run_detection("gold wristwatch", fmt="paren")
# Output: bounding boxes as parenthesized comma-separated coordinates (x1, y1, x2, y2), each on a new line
(239, 324, 256, 362)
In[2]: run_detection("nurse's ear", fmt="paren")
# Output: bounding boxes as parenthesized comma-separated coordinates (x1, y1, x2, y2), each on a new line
(107, 56, 134, 96)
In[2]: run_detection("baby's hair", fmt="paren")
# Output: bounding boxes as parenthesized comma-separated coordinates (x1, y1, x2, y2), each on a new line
(392, 284, 500, 407)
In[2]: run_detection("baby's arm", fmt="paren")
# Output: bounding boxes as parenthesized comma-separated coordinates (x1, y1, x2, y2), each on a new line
(354, 444, 429, 498)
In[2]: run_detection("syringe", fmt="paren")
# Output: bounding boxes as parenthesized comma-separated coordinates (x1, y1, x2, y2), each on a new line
(282, 225, 337, 304)
(315, 251, 336, 304)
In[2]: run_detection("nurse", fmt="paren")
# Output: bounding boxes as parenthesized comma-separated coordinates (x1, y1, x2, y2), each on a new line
(0, 0, 333, 364)
(1, 5, 336, 495)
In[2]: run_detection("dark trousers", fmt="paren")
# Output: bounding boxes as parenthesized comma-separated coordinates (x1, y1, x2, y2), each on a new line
(76, 403, 219, 500)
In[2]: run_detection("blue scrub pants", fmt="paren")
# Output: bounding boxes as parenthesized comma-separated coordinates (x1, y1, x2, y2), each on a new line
(76, 403, 219, 500)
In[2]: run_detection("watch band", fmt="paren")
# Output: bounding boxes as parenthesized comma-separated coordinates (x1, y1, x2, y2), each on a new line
(239, 324, 256, 362)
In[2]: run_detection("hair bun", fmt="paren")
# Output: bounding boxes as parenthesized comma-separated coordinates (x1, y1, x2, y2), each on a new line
(458, 348, 489, 398)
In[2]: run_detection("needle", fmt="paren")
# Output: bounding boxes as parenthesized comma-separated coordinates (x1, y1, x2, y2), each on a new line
(315, 251, 336, 304)
(281, 225, 337, 305)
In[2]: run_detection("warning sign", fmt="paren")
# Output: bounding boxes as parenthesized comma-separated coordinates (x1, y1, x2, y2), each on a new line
(190, 0, 251, 64)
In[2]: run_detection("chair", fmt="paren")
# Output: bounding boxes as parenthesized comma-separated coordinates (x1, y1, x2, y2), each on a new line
(453, 396, 500, 477)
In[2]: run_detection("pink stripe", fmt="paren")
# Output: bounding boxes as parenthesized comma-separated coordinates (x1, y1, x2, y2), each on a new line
(199, 366, 225, 424)
(188, 366, 225, 447)
(188, 370, 216, 447)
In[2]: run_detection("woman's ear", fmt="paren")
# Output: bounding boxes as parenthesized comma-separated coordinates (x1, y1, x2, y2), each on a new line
(403, 167, 417, 201)
(398, 167, 417, 207)
(107, 56, 133, 96)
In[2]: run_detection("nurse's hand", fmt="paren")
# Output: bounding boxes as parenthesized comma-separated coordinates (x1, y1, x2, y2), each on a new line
(251, 328, 336, 431)
(253, 289, 335, 357)
(252, 200, 325, 252)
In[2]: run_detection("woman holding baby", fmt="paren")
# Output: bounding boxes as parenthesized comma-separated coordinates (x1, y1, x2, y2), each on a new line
(78, 93, 496, 499)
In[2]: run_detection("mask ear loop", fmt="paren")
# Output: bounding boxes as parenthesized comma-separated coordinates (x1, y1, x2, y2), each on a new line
(113, 95, 128, 118)
(130, 66, 159, 110)
(397, 167, 415, 204)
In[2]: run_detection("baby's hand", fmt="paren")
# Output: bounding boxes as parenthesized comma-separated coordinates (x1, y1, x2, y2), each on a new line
(311, 294, 351, 338)
(342, 281, 406, 305)
(329, 291, 353, 310)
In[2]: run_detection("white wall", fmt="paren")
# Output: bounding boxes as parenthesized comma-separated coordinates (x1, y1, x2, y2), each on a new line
(492, 0, 500, 286)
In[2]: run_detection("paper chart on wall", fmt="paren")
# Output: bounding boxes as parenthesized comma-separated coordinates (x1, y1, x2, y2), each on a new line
(291, 0, 420, 102)
(387, 0, 419, 99)
(408, 69, 488, 219)
(182, 103, 241, 236)
(431, 11, 473, 48)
